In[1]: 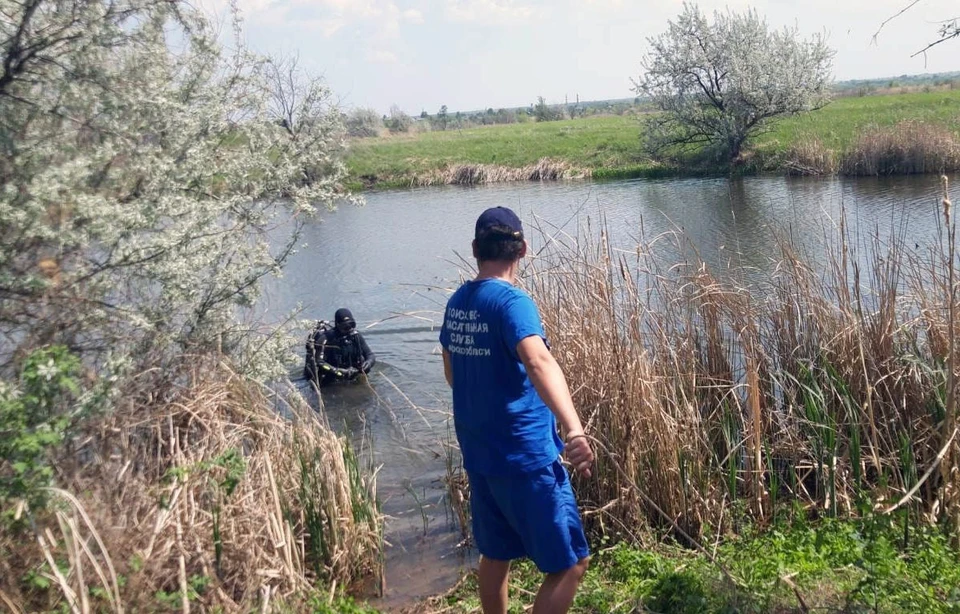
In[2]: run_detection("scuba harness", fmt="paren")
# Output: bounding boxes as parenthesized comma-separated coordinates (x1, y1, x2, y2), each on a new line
(304, 320, 369, 383)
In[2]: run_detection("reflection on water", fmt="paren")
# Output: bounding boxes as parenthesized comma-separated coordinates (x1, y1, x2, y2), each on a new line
(260, 173, 955, 608)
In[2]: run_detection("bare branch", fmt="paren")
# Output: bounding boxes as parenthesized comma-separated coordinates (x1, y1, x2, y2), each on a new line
(872, 0, 923, 44)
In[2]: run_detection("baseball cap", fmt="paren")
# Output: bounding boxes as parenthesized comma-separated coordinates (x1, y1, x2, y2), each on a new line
(475, 206, 523, 240)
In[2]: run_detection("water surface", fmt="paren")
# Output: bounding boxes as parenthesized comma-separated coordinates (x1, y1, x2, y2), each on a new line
(260, 173, 952, 608)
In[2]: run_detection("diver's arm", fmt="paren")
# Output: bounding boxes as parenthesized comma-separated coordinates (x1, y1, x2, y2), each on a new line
(358, 334, 376, 373)
(316, 335, 349, 379)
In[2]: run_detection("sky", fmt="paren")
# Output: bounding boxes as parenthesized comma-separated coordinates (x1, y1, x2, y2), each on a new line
(202, 0, 960, 115)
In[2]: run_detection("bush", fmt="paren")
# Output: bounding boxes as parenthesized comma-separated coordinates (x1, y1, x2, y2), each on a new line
(0, 346, 85, 514)
(346, 108, 383, 137)
(387, 105, 413, 133)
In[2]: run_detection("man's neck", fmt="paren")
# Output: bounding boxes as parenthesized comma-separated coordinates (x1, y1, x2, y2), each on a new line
(476, 260, 517, 285)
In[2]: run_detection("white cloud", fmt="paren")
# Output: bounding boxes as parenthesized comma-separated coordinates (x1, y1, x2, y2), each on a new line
(366, 49, 400, 63)
(580, 0, 624, 7)
(314, 18, 346, 37)
(403, 8, 425, 24)
(444, 0, 539, 25)
(218, 0, 410, 37)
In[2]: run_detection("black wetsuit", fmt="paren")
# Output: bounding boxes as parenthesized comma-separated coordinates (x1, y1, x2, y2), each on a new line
(304, 324, 376, 386)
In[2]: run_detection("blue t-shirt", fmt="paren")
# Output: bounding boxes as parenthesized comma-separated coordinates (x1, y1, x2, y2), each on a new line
(439, 278, 563, 476)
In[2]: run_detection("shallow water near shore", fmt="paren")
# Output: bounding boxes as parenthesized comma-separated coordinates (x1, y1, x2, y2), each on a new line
(260, 173, 954, 608)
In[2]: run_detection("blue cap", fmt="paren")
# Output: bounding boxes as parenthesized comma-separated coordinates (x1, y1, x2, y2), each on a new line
(475, 207, 523, 240)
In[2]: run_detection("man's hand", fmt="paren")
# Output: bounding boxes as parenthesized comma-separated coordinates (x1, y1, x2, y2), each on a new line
(564, 434, 594, 478)
(361, 359, 373, 374)
(343, 367, 360, 380)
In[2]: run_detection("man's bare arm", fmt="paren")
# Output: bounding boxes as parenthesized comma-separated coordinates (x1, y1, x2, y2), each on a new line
(442, 349, 453, 387)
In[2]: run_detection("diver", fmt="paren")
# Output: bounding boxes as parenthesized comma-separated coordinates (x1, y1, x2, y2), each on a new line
(304, 308, 376, 387)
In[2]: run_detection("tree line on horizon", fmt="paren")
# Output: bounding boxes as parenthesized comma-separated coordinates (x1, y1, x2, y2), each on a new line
(344, 96, 644, 137)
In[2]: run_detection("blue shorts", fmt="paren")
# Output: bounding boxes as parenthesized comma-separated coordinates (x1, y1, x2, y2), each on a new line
(468, 458, 589, 574)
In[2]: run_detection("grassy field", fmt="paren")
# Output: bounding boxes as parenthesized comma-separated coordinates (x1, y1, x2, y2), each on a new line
(345, 115, 644, 188)
(757, 89, 960, 151)
(344, 90, 960, 189)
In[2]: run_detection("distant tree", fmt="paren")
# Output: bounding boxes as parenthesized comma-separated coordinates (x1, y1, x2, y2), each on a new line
(387, 105, 413, 133)
(533, 96, 560, 122)
(633, 3, 834, 165)
(346, 108, 383, 137)
(495, 108, 517, 124)
(436, 105, 449, 130)
(420, 110, 428, 119)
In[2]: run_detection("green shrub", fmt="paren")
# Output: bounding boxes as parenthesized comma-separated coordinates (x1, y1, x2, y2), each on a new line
(0, 346, 84, 515)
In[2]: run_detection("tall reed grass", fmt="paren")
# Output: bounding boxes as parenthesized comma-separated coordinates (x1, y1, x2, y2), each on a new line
(527, 182, 959, 542)
(0, 355, 381, 612)
(840, 121, 960, 176)
(782, 137, 838, 176)
(411, 158, 590, 187)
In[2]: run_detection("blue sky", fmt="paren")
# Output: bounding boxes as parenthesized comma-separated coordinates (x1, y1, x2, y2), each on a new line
(207, 0, 959, 114)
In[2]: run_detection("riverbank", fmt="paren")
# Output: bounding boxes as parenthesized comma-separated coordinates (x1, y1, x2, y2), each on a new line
(345, 90, 960, 190)
(0, 353, 383, 613)
(403, 515, 960, 613)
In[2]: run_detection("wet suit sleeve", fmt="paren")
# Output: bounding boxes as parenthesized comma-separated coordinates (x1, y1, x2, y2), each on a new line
(315, 333, 348, 379)
(359, 333, 376, 373)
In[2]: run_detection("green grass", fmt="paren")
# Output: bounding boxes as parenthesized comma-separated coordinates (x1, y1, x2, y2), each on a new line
(408, 514, 960, 613)
(345, 115, 646, 186)
(757, 90, 960, 152)
(344, 91, 960, 189)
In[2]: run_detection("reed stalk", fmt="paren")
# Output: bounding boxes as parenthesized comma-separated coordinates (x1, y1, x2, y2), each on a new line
(411, 158, 591, 187)
(527, 204, 960, 541)
(938, 176, 959, 539)
(0, 355, 382, 612)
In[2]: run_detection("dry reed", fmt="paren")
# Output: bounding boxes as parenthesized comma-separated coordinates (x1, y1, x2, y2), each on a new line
(783, 137, 838, 175)
(0, 355, 381, 612)
(411, 158, 590, 187)
(840, 121, 960, 176)
(527, 201, 960, 542)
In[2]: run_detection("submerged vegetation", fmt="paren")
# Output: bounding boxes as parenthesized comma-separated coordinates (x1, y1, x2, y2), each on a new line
(345, 90, 960, 189)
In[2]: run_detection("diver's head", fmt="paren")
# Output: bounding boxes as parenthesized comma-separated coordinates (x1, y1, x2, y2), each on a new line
(334, 308, 357, 335)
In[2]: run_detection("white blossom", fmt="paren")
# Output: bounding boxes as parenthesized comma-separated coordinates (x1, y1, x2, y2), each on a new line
(0, 0, 355, 379)
(35, 360, 59, 382)
(634, 3, 835, 165)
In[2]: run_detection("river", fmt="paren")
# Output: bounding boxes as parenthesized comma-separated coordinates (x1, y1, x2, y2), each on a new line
(259, 173, 953, 609)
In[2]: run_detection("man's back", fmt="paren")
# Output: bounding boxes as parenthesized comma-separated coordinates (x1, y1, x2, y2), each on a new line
(441, 278, 561, 476)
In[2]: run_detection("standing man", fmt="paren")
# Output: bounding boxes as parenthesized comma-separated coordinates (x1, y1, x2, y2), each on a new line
(304, 308, 376, 387)
(440, 207, 594, 614)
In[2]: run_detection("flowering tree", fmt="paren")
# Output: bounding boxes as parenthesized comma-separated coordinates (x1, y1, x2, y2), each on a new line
(634, 3, 834, 166)
(0, 0, 350, 378)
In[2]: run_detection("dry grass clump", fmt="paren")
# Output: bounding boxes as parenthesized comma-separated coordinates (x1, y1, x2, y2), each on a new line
(783, 137, 838, 175)
(0, 355, 381, 612)
(411, 158, 590, 187)
(840, 121, 960, 176)
(527, 184, 959, 542)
